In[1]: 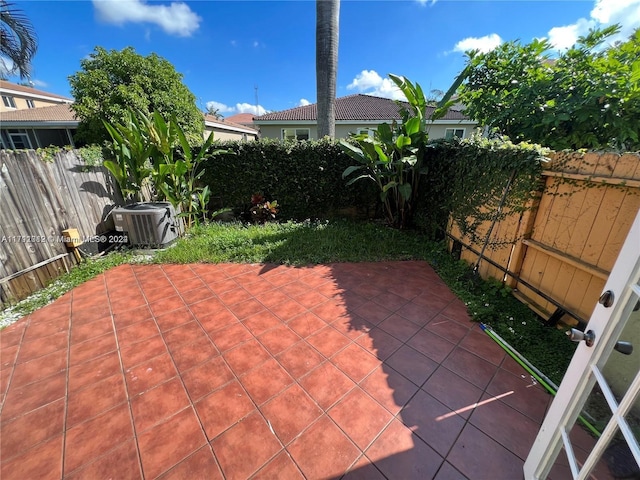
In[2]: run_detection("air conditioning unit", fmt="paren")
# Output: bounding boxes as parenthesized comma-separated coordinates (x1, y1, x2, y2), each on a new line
(112, 202, 182, 248)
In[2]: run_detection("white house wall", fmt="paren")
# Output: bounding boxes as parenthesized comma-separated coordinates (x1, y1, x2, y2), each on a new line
(257, 122, 477, 141)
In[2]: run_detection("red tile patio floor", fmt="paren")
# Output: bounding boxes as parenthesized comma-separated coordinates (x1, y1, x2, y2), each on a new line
(0, 261, 605, 479)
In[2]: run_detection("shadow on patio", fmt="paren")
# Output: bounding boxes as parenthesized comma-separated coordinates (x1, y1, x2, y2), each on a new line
(0, 256, 611, 479)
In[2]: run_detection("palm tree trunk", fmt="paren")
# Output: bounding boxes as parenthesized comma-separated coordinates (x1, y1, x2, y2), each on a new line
(316, 0, 339, 139)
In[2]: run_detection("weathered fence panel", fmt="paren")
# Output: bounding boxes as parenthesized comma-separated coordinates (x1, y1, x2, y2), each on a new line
(449, 151, 640, 326)
(0, 149, 124, 306)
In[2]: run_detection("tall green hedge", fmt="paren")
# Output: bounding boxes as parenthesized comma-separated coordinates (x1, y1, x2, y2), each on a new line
(200, 136, 547, 240)
(200, 138, 377, 220)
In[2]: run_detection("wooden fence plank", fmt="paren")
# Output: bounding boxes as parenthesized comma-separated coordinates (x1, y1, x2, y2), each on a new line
(448, 150, 640, 324)
(0, 149, 124, 304)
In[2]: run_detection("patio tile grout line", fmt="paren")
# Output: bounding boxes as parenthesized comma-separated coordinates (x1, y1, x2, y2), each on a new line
(434, 323, 526, 477)
(364, 291, 486, 479)
(153, 263, 229, 479)
(178, 264, 303, 479)
(0, 310, 28, 416)
(174, 264, 232, 480)
(106, 266, 147, 480)
(187, 264, 391, 478)
(59, 279, 76, 479)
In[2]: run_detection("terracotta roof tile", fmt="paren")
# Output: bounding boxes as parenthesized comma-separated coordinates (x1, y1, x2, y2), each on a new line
(0, 81, 73, 102)
(1, 104, 77, 122)
(204, 114, 258, 133)
(225, 113, 255, 125)
(254, 94, 469, 122)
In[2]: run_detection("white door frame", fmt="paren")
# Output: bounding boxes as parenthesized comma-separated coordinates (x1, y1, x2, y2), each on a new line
(524, 207, 640, 479)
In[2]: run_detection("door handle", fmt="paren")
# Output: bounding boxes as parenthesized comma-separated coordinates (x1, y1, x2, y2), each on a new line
(568, 328, 596, 347)
(614, 341, 633, 355)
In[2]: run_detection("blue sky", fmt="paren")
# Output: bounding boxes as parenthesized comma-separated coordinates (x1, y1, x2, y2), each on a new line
(9, 0, 640, 116)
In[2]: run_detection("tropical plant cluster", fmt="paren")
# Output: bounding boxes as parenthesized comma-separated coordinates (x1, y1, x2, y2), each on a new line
(103, 108, 219, 229)
(340, 74, 463, 229)
(201, 133, 547, 242)
(339, 74, 548, 237)
(458, 26, 640, 151)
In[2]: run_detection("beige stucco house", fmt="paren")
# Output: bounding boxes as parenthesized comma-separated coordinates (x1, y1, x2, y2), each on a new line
(253, 94, 477, 141)
(0, 81, 73, 113)
(204, 115, 258, 142)
(0, 104, 78, 149)
(0, 81, 78, 148)
(0, 81, 258, 148)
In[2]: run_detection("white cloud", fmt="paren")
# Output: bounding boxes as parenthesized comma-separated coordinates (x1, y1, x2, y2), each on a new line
(205, 101, 235, 114)
(236, 103, 267, 116)
(92, 0, 201, 37)
(453, 33, 503, 54)
(253, 41, 260, 48)
(298, 98, 311, 106)
(416, 0, 437, 5)
(32, 79, 48, 88)
(548, 0, 640, 49)
(347, 70, 406, 101)
(206, 100, 267, 116)
(548, 19, 592, 50)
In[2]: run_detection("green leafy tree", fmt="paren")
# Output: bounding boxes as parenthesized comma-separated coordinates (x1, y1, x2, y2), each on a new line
(458, 26, 640, 150)
(0, 0, 37, 79)
(69, 46, 203, 145)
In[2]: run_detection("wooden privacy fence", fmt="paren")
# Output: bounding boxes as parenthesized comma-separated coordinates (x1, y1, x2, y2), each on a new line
(0, 149, 124, 307)
(448, 151, 640, 326)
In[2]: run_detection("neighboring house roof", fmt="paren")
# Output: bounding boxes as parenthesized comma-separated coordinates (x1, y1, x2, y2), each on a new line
(0, 104, 78, 127)
(254, 94, 471, 122)
(204, 115, 259, 135)
(0, 104, 258, 136)
(0, 81, 74, 104)
(225, 113, 255, 126)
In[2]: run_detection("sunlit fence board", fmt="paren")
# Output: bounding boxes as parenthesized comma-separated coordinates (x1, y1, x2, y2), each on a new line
(448, 151, 640, 324)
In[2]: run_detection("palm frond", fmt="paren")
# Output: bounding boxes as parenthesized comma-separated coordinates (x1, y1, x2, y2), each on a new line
(0, 0, 37, 79)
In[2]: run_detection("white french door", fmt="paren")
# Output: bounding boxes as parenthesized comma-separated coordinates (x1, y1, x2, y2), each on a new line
(524, 208, 640, 479)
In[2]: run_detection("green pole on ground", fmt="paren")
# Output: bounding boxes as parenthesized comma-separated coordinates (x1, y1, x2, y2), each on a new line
(479, 323, 602, 438)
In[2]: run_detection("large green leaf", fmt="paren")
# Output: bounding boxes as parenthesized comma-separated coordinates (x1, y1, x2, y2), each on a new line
(374, 144, 389, 162)
(174, 160, 188, 177)
(339, 140, 366, 163)
(395, 135, 411, 149)
(342, 165, 363, 179)
(346, 174, 374, 186)
(398, 183, 412, 201)
(377, 122, 394, 143)
(404, 117, 421, 136)
(382, 181, 398, 192)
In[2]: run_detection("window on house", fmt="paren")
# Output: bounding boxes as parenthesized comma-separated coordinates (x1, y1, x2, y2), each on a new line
(8, 129, 32, 149)
(356, 128, 374, 138)
(282, 128, 310, 141)
(2, 96, 16, 108)
(445, 128, 465, 140)
(26, 99, 36, 108)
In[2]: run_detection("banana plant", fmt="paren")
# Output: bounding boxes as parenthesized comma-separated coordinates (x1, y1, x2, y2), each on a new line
(340, 71, 469, 228)
(103, 110, 155, 202)
(103, 107, 223, 229)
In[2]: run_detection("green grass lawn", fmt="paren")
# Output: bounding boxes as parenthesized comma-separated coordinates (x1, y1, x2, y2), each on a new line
(154, 219, 440, 265)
